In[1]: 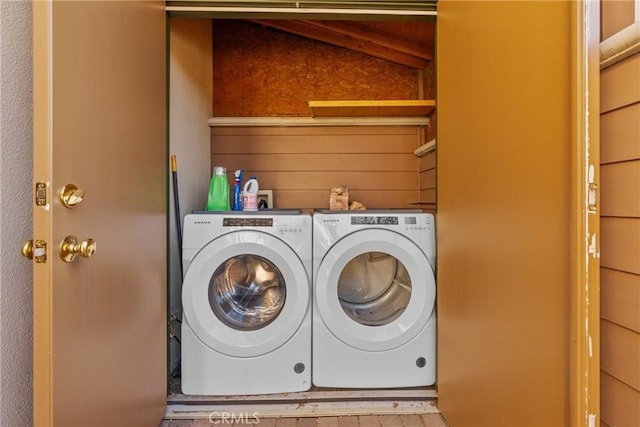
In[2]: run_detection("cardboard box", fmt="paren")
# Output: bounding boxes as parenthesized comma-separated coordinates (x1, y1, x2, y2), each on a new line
(329, 186, 349, 210)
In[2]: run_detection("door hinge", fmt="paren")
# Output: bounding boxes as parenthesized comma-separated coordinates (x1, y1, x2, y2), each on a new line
(588, 183, 598, 213)
(587, 164, 598, 214)
(35, 182, 48, 207)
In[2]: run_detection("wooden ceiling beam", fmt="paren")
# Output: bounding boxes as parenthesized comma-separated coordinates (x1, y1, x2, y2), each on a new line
(300, 20, 433, 61)
(251, 19, 430, 69)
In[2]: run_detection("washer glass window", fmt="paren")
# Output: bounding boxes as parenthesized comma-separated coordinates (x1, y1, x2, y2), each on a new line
(337, 252, 412, 326)
(209, 255, 286, 330)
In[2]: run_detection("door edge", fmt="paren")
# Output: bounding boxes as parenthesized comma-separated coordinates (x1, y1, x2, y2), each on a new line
(32, 1, 54, 425)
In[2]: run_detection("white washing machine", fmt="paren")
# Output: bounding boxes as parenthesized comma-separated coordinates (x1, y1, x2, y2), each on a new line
(181, 211, 312, 395)
(313, 210, 436, 388)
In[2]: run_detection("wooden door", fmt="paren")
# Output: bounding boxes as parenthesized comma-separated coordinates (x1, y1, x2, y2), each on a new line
(32, 1, 167, 425)
(436, 1, 600, 426)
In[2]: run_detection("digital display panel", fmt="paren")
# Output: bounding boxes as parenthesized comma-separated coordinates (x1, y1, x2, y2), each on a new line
(223, 218, 273, 227)
(351, 216, 399, 225)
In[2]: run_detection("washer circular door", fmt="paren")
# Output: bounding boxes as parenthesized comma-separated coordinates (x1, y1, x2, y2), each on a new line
(315, 229, 435, 352)
(183, 230, 309, 358)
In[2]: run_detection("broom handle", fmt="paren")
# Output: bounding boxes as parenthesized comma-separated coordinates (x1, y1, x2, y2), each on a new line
(171, 155, 183, 277)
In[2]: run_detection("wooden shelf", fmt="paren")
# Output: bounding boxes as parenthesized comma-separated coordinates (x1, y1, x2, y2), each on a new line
(409, 201, 437, 205)
(309, 100, 435, 117)
(414, 138, 436, 157)
(208, 116, 430, 127)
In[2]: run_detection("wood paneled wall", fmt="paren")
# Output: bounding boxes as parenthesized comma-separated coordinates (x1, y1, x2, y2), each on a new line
(600, 4, 640, 425)
(419, 152, 436, 214)
(212, 126, 421, 209)
(419, 61, 437, 214)
(601, 0, 636, 39)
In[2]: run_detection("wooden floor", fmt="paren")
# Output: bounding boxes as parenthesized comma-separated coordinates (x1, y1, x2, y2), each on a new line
(160, 414, 448, 426)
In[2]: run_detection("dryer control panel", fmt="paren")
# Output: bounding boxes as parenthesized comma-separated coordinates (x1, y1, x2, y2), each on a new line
(351, 216, 399, 225)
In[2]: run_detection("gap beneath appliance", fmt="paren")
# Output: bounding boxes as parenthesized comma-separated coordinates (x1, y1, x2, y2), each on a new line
(160, 413, 448, 426)
(167, 384, 439, 420)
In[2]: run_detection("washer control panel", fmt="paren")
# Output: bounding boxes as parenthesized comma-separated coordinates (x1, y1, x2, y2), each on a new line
(218, 216, 308, 236)
(276, 225, 305, 235)
(223, 217, 273, 227)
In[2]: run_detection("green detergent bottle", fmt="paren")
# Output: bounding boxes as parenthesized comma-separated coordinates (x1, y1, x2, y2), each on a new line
(206, 166, 230, 211)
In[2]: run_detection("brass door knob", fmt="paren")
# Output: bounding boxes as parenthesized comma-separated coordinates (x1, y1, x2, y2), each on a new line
(59, 184, 85, 208)
(21, 240, 34, 260)
(59, 236, 96, 263)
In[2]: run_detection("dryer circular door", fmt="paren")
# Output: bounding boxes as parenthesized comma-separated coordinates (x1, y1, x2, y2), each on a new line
(315, 228, 435, 352)
(183, 230, 309, 358)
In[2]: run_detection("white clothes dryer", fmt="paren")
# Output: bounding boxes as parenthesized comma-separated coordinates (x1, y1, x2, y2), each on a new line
(181, 211, 312, 395)
(313, 210, 436, 388)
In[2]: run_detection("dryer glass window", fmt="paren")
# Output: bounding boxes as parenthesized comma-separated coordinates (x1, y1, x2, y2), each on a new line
(209, 255, 286, 330)
(337, 252, 411, 326)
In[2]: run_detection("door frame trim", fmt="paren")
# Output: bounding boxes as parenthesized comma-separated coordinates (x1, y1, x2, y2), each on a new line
(570, 1, 600, 426)
(170, 2, 602, 422)
(28, 2, 599, 423)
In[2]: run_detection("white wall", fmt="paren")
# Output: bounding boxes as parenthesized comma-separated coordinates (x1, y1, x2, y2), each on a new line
(168, 18, 213, 378)
(0, 1, 33, 425)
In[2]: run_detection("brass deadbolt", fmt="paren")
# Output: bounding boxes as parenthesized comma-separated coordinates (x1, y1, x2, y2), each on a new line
(59, 184, 85, 208)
